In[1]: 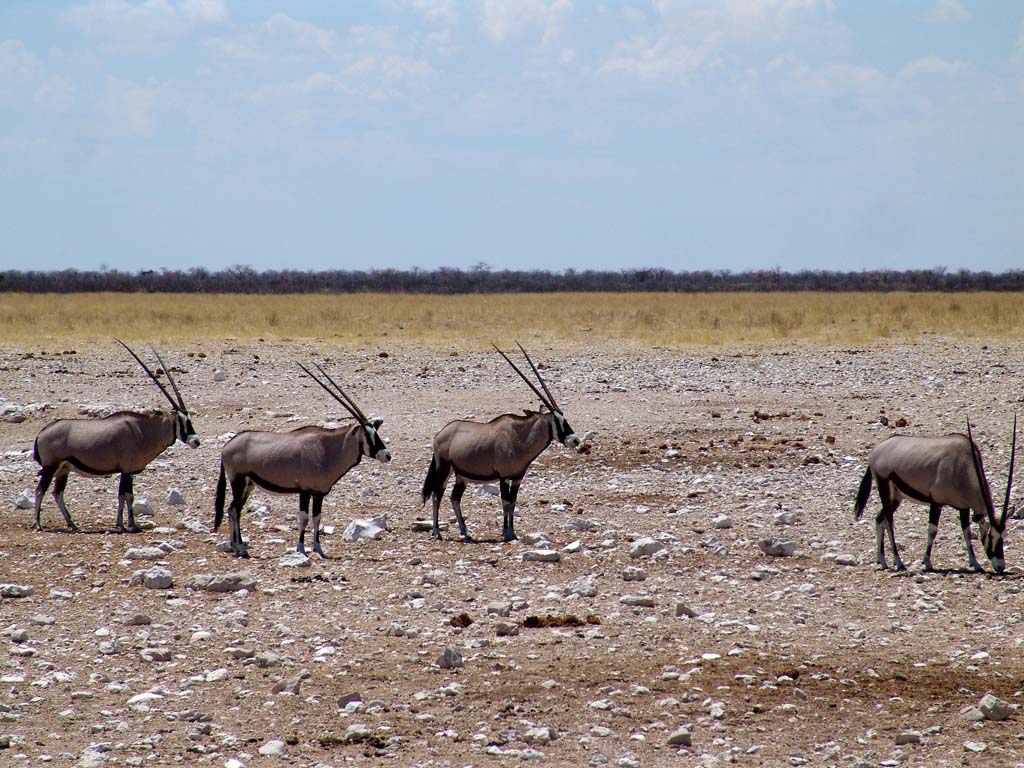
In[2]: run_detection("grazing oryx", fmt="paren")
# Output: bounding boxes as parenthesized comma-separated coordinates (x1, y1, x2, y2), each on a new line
(214, 363, 391, 558)
(32, 341, 199, 533)
(422, 342, 581, 542)
(854, 418, 1016, 573)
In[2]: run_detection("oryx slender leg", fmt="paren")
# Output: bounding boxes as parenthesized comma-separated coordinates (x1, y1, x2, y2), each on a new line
(500, 479, 521, 543)
(52, 471, 77, 532)
(115, 473, 139, 533)
(429, 464, 450, 540)
(34, 464, 57, 531)
(297, 490, 310, 556)
(958, 508, 984, 572)
(450, 478, 470, 540)
(875, 478, 905, 570)
(311, 494, 327, 558)
(228, 476, 252, 558)
(922, 503, 941, 572)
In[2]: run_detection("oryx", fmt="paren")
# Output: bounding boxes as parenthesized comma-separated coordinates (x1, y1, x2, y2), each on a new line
(854, 417, 1016, 573)
(421, 342, 581, 542)
(214, 363, 391, 558)
(31, 341, 199, 533)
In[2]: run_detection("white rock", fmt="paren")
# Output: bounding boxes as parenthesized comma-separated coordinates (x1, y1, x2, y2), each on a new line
(224, 760, 245, 768)
(0, 583, 34, 598)
(620, 595, 655, 608)
(712, 514, 732, 529)
(166, 489, 185, 506)
(342, 515, 387, 542)
(622, 566, 647, 582)
(436, 646, 464, 669)
(258, 740, 287, 757)
(205, 668, 229, 682)
(278, 552, 311, 568)
(422, 569, 448, 586)
(523, 726, 557, 745)
(758, 538, 797, 558)
(522, 549, 561, 563)
(978, 692, 1011, 721)
(477, 484, 500, 497)
(126, 691, 164, 706)
(123, 546, 164, 561)
(562, 540, 582, 554)
(833, 554, 858, 566)
(666, 728, 692, 747)
(522, 532, 551, 545)
(564, 575, 598, 597)
(213, 369, 227, 382)
(675, 602, 698, 618)
(14, 490, 33, 510)
(895, 732, 921, 745)
(629, 537, 666, 559)
(963, 741, 987, 753)
(140, 647, 172, 662)
(133, 498, 155, 517)
(773, 511, 801, 525)
(129, 566, 173, 590)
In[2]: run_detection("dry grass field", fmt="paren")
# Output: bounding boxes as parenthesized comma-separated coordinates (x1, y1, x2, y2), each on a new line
(1, 291, 1023, 347)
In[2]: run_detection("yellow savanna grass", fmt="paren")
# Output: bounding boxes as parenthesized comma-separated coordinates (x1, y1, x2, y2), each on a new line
(1, 292, 1022, 348)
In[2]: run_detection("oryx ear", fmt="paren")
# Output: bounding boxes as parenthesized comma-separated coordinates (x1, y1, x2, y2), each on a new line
(372, 418, 383, 428)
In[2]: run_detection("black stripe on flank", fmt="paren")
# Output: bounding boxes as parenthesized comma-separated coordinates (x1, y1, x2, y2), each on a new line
(452, 465, 499, 483)
(68, 457, 118, 477)
(889, 473, 935, 505)
(248, 473, 300, 495)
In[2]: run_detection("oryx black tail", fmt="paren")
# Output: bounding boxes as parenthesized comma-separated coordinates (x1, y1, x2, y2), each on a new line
(214, 462, 227, 531)
(854, 468, 873, 521)
(421, 455, 450, 505)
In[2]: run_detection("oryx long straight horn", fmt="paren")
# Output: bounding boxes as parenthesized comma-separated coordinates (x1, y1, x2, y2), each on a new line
(422, 344, 581, 543)
(214, 363, 390, 559)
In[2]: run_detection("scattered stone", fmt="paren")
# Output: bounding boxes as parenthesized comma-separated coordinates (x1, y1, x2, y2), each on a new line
(978, 692, 1011, 721)
(564, 575, 598, 597)
(164, 489, 185, 506)
(496, 622, 519, 637)
(258, 740, 287, 757)
(0, 584, 34, 598)
(342, 515, 387, 542)
(123, 547, 164, 562)
(141, 647, 172, 662)
(422, 569, 448, 587)
(522, 532, 551, 545)
(255, 651, 282, 668)
(486, 602, 511, 617)
(129, 566, 173, 590)
(833, 554, 858, 566)
(133, 498, 155, 517)
(224, 760, 244, 768)
(963, 741, 987, 753)
(895, 731, 921, 745)
(959, 705, 985, 722)
(758, 538, 797, 558)
(629, 537, 666, 559)
(666, 728, 692, 747)
(271, 669, 310, 695)
(620, 595, 655, 608)
(188, 572, 257, 593)
(622, 566, 647, 582)
(337, 691, 363, 709)
(278, 552, 311, 568)
(675, 602, 698, 618)
(773, 511, 801, 525)
(436, 646, 464, 670)
(712, 514, 732, 529)
(522, 549, 561, 563)
(523, 726, 557, 745)
(343, 723, 373, 743)
(14, 490, 32, 510)
(568, 518, 599, 532)
(213, 369, 226, 382)
(562, 539, 582, 554)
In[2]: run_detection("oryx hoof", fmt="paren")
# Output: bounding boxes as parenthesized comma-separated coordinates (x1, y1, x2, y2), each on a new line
(894, 562, 907, 573)
(129, 525, 142, 534)
(460, 534, 475, 543)
(296, 544, 307, 556)
(502, 531, 518, 543)
(431, 529, 443, 541)
(313, 546, 328, 559)
(921, 562, 934, 573)
(31, 523, 43, 532)
(971, 563, 984, 573)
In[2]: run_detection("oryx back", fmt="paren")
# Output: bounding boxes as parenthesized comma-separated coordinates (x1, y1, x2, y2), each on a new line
(869, 434, 987, 511)
(35, 412, 175, 477)
(436, 413, 553, 482)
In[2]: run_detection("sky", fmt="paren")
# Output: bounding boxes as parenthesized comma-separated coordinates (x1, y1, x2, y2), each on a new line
(0, 0, 1021, 274)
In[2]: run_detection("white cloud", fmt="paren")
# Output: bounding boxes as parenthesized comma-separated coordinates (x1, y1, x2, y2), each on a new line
(480, 0, 572, 45)
(923, 0, 970, 25)
(206, 13, 336, 62)
(61, 0, 228, 54)
(765, 53, 884, 94)
(900, 55, 966, 79)
(34, 76, 76, 112)
(599, 0, 833, 82)
(94, 76, 159, 138)
(409, 0, 459, 27)
(0, 39, 38, 82)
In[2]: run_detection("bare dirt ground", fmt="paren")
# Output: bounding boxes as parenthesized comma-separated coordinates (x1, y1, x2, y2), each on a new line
(2, 339, 1024, 767)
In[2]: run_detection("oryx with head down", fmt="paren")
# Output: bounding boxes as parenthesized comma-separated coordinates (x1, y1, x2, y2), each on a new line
(31, 341, 199, 533)
(854, 417, 1016, 573)
(422, 343, 581, 542)
(214, 363, 391, 558)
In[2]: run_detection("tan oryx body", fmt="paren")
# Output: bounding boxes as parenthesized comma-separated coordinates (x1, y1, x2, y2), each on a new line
(422, 343, 580, 542)
(854, 419, 1016, 573)
(32, 342, 199, 532)
(214, 364, 391, 558)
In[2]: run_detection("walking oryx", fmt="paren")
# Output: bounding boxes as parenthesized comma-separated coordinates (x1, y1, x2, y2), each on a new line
(422, 342, 581, 542)
(854, 418, 1016, 573)
(214, 363, 391, 558)
(32, 341, 199, 533)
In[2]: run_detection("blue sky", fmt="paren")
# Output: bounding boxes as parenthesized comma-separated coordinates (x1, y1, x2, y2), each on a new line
(0, 0, 1021, 273)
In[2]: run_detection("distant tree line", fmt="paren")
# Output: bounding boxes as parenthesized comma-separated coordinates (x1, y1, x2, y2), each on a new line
(1, 266, 1023, 294)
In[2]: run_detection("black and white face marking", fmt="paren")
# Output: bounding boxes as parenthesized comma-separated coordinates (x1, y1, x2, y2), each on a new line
(363, 418, 391, 462)
(176, 411, 200, 448)
(552, 411, 580, 449)
(979, 518, 1006, 573)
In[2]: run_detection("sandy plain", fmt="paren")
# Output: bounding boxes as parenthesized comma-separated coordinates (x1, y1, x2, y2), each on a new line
(1, 337, 1023, 767)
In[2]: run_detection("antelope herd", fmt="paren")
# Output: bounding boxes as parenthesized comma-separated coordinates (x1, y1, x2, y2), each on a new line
(23, 341, 1017, 573)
